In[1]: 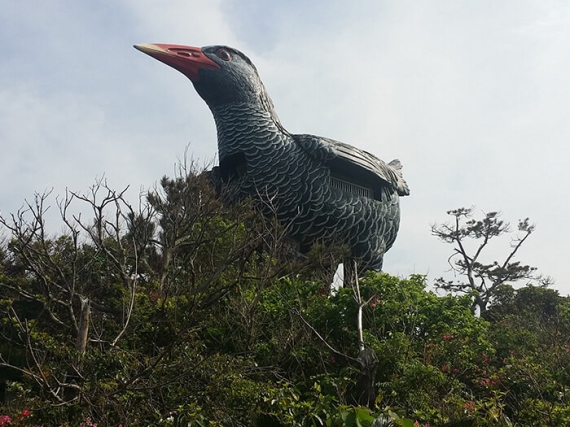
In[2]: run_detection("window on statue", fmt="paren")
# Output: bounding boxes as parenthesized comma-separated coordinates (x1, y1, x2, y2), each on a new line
(329, 174, 374, 200)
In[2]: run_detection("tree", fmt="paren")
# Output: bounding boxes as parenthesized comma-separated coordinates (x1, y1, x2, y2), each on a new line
(6, 179, 570, 426)
(0, 167, 365, 426)
(0, 183, 141, 408)
(431, 207, 537, 314)
(0, 169, 293, 425)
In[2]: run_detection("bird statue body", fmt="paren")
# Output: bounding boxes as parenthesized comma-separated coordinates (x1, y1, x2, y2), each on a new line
(135, 44, 409, 274)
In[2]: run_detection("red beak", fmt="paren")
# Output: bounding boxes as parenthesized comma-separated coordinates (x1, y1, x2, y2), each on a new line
(134, 43, 220, 82)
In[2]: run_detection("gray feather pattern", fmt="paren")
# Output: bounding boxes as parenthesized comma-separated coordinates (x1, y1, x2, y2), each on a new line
(193, 48, 409, 272)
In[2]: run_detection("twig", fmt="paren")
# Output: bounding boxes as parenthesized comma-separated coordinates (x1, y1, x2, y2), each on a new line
(292, 308, 358, 362)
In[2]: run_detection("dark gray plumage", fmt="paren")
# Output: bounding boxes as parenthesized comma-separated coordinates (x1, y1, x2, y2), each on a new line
(135, 43, 409, 273)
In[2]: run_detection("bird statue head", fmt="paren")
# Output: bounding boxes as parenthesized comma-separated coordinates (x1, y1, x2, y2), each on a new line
(135, 44, 269, 109)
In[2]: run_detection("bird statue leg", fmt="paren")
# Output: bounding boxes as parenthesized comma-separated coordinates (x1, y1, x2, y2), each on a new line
(343, 257, 383, 287)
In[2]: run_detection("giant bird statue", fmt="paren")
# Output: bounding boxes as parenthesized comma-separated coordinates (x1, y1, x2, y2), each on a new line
(135, 43, 409, 278)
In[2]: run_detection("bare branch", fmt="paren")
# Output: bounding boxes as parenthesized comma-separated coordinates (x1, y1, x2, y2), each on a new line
(292, 308, 358, 363)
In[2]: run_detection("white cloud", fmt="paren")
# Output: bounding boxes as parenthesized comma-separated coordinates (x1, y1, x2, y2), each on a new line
(1, 0, 569, 291)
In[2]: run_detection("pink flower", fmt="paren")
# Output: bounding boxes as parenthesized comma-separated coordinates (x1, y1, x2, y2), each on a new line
(0, 415, 11, 426)
(80, 418, 98, 427)
(21, 410, 30, 418)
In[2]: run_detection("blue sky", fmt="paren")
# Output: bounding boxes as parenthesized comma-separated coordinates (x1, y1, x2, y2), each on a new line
(2, 1, 570, 292)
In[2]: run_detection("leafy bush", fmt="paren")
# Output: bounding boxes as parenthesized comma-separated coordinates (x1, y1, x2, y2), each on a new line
(1, 176, 567, 426)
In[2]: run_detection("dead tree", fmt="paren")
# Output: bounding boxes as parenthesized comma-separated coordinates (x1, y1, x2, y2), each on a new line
(0, 183, 140, 404)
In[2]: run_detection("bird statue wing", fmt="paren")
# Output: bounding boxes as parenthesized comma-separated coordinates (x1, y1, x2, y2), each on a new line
(294, 134, 410, 196)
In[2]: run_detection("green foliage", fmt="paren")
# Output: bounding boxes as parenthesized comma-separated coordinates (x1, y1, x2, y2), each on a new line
(0, 178, 567, 426)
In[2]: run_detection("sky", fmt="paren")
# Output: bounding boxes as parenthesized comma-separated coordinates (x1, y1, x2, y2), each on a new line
(1, 1, 569, 293)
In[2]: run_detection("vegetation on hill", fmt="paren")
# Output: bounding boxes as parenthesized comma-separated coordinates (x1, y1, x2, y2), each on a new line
(0, 170, 567, 427)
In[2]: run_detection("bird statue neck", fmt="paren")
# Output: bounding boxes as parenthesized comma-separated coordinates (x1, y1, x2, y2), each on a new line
(211, 100, 290, 161)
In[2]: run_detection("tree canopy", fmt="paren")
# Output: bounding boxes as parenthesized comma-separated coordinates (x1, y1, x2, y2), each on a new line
(0, 174, 567, 427)
(431, 207, 540, 314)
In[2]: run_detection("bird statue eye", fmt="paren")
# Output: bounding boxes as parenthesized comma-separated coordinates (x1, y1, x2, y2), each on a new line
(216, 49, 232, 61)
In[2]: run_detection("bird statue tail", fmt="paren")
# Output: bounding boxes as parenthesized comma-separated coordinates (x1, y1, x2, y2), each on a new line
(388, 159, 410, 196)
